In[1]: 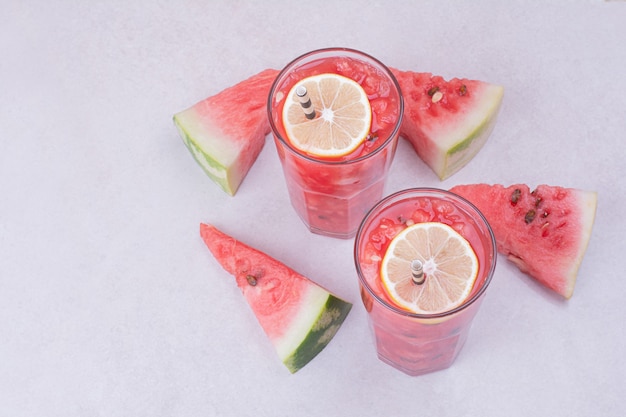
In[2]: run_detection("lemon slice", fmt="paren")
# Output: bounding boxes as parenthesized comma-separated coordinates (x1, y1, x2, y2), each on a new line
(282, 73, 372, 157)
(380, 222, 479, 314)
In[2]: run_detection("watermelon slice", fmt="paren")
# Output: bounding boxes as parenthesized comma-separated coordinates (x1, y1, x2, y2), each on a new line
(173, 69, 279, 195)
(449, 184, 597, 298)
(391, 69, 504, 180)
(199, 223, 352, 373)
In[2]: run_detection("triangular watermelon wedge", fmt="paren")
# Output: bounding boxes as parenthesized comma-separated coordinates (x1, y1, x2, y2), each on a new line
(174, 69, 278, 195)
(391, 69, 504, 180)
(449, 184, 597, 298)
(199, 223, 352, 373)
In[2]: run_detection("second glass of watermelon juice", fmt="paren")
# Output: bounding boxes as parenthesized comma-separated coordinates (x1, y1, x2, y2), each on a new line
(268, 48, 403, 239)
(354, 188, 497, 376)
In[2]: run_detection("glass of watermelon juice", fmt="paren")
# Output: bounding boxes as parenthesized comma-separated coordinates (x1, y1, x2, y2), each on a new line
(354, 188, 497, 376)
(268, 48, 403, 239)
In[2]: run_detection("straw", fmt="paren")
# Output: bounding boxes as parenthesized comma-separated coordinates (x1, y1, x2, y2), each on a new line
(295, 85, 316, 120)
(411, 260, 425, 285)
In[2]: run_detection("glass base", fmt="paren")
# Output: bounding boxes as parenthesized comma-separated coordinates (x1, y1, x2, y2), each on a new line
(306, 224, 357, 240)
(373, 330, 468, 376)
(377, 352, 456, 376)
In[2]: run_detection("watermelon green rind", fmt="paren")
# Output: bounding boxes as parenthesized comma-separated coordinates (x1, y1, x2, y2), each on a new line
(562, 190, 596, 295)
(174, 120, 233, 192)
(444, 84, 503, 173)
(450, 184, 597, 298)
(392, 69, 504, 180)
(173, 69, 278, 195)
(282, 294, 352, 373)
(199, 223, 352, 373)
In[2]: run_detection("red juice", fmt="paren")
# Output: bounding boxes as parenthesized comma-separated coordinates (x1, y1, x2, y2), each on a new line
(354, 188, 497, 376)
(268, 48, 403, 239)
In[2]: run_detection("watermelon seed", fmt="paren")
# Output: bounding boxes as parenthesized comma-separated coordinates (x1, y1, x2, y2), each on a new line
(542, 211, 550, 218)
(246, 274, 258, 286)
(367, 133, 378, 142)
(511, 189, 522, 205)
(459, 84, 468, 96)
(525, 209, 536, 224)
(427, 86, 439, 96)
(431, 91, 443, 103)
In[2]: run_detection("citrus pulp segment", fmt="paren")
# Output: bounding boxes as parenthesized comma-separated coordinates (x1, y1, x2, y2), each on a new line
(282, 73, 372, 158)
(380, 222, 478, 314)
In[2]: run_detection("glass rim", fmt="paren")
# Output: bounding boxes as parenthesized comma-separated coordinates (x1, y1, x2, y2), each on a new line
(267, 47, 404, 166)
(353, 187, 498, 319)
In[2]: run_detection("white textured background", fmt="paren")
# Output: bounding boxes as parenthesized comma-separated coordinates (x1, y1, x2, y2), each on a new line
(1, 1, 624, 416)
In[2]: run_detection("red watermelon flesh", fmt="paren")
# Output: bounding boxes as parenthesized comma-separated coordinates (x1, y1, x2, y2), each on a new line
(391, 69, 504, 180)
(450, 184, 597, 298)
(199, 223, 352, 373)
(174, 69, 279, 195)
